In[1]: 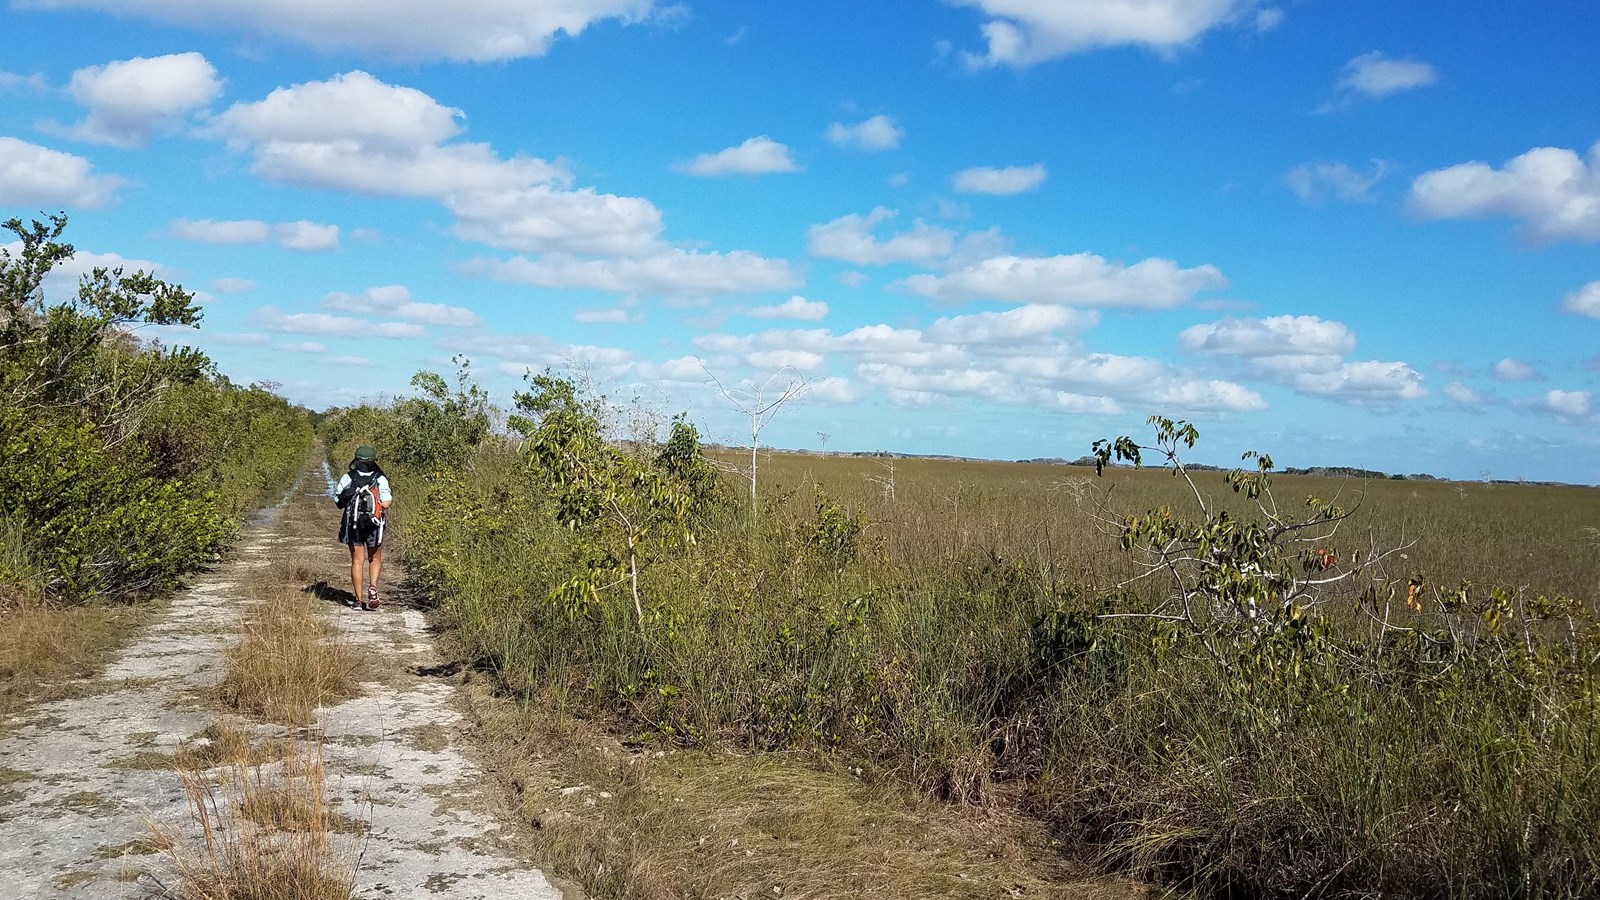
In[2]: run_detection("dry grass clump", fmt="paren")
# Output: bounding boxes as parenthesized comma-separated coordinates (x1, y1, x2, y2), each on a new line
(217, 586, 360, 726)
(471, 686, 1138, 900)
(0, 599, 156, 723)
(147, 737, 359, 900)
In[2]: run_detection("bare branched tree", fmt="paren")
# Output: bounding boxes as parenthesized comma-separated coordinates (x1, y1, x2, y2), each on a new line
(700, 361, 810, 519)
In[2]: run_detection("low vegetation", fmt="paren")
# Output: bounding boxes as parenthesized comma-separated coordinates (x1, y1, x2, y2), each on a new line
(149, 735, 356, 900)
(0, 214, 313, 720)
(217, 563, 361, 726)
(330, 363, 1600, 899)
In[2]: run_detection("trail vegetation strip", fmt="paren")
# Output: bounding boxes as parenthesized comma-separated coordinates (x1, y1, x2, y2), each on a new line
(217, 558, 363, 726)
(0, 601, 160, 725)
(468, 684, 1140, 900)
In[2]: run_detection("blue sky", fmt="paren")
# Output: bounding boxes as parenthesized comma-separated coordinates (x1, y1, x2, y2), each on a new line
(2, 0, 1597, 482)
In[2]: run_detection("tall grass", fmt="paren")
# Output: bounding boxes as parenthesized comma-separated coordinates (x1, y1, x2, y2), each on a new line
(396, 431, 1599, 898)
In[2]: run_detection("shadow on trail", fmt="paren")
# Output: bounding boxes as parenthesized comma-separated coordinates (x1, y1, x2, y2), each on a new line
(305, 580, 357, 608)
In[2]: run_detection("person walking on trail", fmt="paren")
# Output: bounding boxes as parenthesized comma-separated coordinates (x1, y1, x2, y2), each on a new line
(334, 445, 393, 611)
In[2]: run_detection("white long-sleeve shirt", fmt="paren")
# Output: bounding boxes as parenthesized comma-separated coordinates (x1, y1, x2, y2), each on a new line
(334, 472, 393, 504)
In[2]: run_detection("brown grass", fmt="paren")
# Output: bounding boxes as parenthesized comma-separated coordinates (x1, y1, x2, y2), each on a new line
(217, 581, 360, 726)
(147, 736, 359, 900)
(0, 600, 158, 725)
(467, 681, 1146, 900)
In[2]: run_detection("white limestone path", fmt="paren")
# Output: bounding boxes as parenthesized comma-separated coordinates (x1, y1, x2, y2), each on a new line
(0, 461, 571, 900)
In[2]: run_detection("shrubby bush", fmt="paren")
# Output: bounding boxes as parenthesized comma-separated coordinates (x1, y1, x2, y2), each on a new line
(0, 214, 312, 603)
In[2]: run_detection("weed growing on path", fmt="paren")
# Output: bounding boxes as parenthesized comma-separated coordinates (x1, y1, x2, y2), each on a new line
(147, 736, 360, 900)
(217, 579, 360, 726)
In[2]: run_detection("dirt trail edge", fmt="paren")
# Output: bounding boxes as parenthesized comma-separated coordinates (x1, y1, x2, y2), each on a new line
(0, 459, 572, 900)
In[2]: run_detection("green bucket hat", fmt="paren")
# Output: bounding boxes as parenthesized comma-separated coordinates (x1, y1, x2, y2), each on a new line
(353, 445, 378, 461)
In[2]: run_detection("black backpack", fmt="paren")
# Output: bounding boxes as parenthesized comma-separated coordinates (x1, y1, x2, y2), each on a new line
(340, 464, 386, 530)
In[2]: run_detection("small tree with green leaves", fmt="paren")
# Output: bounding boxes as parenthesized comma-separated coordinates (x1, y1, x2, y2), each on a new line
(512, 372, 716, 627)
(1088, 416, 1404, 678)
(390, 355, 493, 473)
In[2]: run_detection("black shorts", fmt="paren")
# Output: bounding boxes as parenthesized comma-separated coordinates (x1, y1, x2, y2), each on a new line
(339, 516, 385, 548)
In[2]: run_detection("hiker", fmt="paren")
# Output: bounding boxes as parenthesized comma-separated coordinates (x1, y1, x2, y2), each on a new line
(334, 445, 393, 610)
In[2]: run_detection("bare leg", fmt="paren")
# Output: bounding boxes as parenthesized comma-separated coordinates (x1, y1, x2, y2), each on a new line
(368, 545, 383, 599)
(348, 544, 363, 606)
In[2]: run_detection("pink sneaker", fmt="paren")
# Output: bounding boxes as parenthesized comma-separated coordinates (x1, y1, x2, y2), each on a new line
(367, 586, 381, 610)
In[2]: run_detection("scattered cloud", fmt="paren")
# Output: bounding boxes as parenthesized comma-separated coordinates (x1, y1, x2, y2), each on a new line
(254, 306, 428, 338)
(212, 71, 569, 198)
(1443, 381, 1483, 405)
(1525, 389, 1592, 419)
(1290, 360, 1427, 404)
(281, 341, 326, 353)
(212, 71, 779, 279)
(1410, 141, 1600, 243)
(55, 52, 221, 147)
(0, 137, 124, 207)
(1180, 315, 1355, 364)
(675, 136, 801, 176)
(1492, 357, 1541, 382)
(321, 284, 480, 327)
(951, 0, 1264, 68)
(275, 220, 340, 251)
(825, 115, 903, 152)
(1559, 280, 1600, 318)
(1285, 160, 1389, 204)
(466, 249, 798, 296)
(695, 307, 1260, 415)
(172, 218, 340, 251)
(328, 355, 374, 367)
(446, 185, 664, 256)
(808, 208, 958, 267)
(1337, 51, 1437, 99)
(951, 164, 1047, 195)
(1183, 315, 1425, 406)
(0, 70, 48, 92)
(749, 296, 828, 320)
(26, 0, 662, 62)
(210, 276, 257, 294)
(897, 252, 1225, 308)
(574, 305, 644, 324)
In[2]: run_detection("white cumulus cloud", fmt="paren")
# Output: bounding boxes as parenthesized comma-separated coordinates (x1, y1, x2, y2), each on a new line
(898, 252, 1225, 308)
(468, 249, 798, 297)
(952, 0, 1262, 67)
(1410, 141, 1600, 244)
(320, 284, 479, 328)
(1492, 357, 1540, 382)
(1562, 281, 1600, 318)
(951, 164, 1047, 195)
(1184, 315, 1427, 407)
(58, 52, 221, 147)
(675, 136, 801, 177)
(26, 0, 661, 62)
(1337, 51, 1437, 99)
(1536, 389, 1591, 419)
(172, 218, 340, 251)
(255, 307, 427, 339)
(808, 208, 957, 266)
(1292, 361, 1426, 404)
(825, 115, 903, 152)
(1180, 315, 1356, 359)
(0, 137, 124, 207)
(750, 296, 829, 320)
(1443, 382, 1482, 405)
